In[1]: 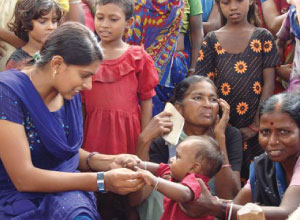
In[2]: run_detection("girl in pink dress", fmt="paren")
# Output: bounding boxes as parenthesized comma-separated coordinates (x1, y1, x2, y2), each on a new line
(81, 0, 159, 155)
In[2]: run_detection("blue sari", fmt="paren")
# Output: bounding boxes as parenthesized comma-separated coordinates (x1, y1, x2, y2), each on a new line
(0, 69, 100, 219)
(249, 153, 287, 206)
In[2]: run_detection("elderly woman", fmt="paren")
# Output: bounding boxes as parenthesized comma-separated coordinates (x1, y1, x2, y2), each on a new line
(131, 76, 243, 219)
(181, 92, 300, 220)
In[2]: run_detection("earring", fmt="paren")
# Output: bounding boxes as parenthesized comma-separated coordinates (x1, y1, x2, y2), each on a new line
(52, 70, 57, 79)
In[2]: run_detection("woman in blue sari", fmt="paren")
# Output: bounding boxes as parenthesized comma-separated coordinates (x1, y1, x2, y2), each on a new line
(0, 22, 144, 220)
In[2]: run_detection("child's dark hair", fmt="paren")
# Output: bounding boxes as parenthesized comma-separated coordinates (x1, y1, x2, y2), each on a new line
(35, 22, 103, 67)
(95, 0, 134, 20)
(169, 75, 217, 104)
(8, 0, 62, 42)
(184, 136, 224, 178)
(259, 92, 300, 128)
(215, 0, 261, 27)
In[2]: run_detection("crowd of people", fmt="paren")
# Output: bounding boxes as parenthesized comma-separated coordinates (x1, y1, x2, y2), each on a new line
(0, 0, 300, 219)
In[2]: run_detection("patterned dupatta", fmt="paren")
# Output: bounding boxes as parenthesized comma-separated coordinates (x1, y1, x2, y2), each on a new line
(125, 0, 184, 87)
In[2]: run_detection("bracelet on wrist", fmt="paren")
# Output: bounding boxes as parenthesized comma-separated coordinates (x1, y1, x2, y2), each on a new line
(228, 202, 234, 220)
(222, 164, 232, 169)
(221, 201, 227, 220)
(86, 152, 99, 171)
(248, 124, 259, 133)
(153, 177, 160, 191)
(221, 201, 234, 220)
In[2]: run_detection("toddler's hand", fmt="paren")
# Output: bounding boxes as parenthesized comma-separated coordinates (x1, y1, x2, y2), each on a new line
(135, 167, 156, 186)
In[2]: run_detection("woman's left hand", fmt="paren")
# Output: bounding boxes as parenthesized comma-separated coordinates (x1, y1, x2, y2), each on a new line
(104, 168, 145, 195)
(214, 98, 230, 136)
(110, 154, 141, 170)
(239, 127, 257, 141)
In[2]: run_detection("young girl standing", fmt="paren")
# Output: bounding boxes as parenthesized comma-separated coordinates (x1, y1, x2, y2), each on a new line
(195, 0, 281, 182)
(81, 0, 158, 156)
(6, 0, 62, 70)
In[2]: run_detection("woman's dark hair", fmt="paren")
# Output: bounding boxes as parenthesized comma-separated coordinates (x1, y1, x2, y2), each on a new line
(259, 92, 300, 128)
(8, 0, 62, 42)
(170, 75, 217, 104)
(215, 0, 261, 27)
(95, 0, 134, 20)
(35, 22, 103, 67)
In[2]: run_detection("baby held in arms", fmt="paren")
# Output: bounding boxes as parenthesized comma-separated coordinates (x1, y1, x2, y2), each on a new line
(134, 135, 224, 220)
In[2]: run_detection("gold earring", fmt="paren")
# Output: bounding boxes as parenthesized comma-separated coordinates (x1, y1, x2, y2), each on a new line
(52, 70, 57, 79)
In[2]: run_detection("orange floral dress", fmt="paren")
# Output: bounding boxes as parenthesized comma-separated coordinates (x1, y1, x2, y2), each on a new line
(195, 28, 280, 182)
(196, 28, 280, 129)
(81, 46, 158, 155)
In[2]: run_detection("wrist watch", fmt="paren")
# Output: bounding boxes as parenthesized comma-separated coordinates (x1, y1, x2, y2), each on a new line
(97, 172, 106, 192)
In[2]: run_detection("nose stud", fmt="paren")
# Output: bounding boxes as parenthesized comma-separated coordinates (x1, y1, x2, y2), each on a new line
(276, 140, 279, 144)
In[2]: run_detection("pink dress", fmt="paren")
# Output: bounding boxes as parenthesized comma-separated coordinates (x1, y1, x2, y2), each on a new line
(82, 46, 158, 154)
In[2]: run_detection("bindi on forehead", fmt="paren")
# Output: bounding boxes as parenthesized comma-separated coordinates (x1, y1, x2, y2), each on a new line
(270, 122, 274, 126)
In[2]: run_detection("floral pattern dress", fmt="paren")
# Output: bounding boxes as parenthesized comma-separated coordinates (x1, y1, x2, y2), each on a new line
(195, 28, 280, 182)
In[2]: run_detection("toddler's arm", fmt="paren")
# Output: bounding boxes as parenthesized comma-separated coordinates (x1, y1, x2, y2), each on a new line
(138, 169, 194, 203)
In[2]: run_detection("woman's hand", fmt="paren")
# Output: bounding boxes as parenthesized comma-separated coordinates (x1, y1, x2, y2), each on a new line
(276, 64, 292, 82)
(179, 178, 217, 218)
(110, 154, 141, 170)
(214, 98, 230, 136)
(142, 111, 173, 141)
(136, 111, 173, 160)
(239, 127, 257, 141)
(104, 168, 145, 195)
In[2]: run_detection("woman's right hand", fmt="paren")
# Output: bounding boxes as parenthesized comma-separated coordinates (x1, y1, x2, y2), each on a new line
(104, 168, 145, 195)
(179, 178, 218, 218)
(140, 111, 173, 141)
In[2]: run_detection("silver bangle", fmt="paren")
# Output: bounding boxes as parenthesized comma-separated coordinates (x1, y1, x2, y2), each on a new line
(69, 0, 82, 4)
(153, 177, 160, 191)
(228, 202, 234, 220)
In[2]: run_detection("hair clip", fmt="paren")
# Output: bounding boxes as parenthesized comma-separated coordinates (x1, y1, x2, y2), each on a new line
(33, 51, 41, 62)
